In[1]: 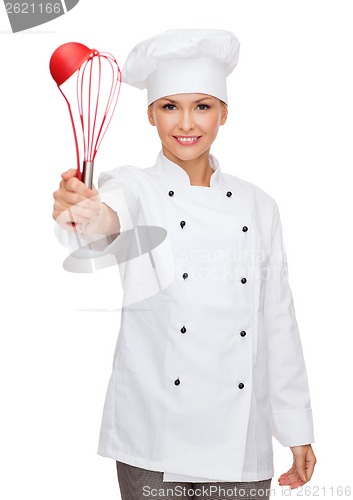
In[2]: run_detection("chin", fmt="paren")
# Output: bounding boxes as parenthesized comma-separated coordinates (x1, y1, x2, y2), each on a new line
(166, 145, 207, 163)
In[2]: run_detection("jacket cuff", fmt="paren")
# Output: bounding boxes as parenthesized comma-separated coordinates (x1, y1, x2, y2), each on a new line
(271, 408, 315, 446)
(99, 187, 136, 234)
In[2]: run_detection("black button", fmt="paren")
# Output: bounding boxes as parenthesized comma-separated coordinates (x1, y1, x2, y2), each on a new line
(168, 190, 174, 197)
(180, 221, 186, 229)
(180, 326, 186, 334)
(238, 383, 244, 389)
(241, 277, 247, 284)
(182, 273, 188, 280)
(226, 191, 232, 197)
(174, 378, 180, 386)
(242, 226, 248, 232)
(240, 330, 247, 337)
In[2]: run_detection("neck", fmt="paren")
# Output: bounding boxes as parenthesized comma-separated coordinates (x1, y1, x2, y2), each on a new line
(162, 145, 213, 187)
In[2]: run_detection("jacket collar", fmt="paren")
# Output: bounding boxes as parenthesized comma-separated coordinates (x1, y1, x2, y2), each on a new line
(155, 150, 223, 188)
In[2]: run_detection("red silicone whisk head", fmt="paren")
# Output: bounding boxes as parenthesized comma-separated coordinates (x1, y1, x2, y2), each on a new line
(50, 42, 96, 86)
(50, 42, 121, 190)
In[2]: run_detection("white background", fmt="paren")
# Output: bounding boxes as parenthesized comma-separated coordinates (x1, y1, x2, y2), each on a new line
(0, 0, 352, 498)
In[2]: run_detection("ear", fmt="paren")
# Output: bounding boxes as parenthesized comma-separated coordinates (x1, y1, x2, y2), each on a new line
(147, 104, 156, 126)
(220, 103, 228, 126)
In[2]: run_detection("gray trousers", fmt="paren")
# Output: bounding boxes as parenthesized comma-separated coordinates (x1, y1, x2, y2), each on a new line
(116, 461, 273, 500)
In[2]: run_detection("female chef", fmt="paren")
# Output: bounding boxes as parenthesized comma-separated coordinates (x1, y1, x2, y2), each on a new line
(53, 29, 317, 499)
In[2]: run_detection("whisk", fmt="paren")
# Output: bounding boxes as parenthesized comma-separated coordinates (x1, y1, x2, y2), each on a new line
(50, 42, 122, 188)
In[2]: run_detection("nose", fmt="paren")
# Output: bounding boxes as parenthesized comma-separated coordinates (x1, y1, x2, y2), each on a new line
(178, 110, 194, 132)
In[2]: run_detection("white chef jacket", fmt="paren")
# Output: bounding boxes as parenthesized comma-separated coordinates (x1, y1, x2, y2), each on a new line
(54, 150, 315, 482)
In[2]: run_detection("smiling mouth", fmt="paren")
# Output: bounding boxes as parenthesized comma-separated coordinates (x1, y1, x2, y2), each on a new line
(173, 136, 201, 145)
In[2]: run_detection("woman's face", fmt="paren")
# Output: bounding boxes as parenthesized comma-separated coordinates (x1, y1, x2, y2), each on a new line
(147, 93, 228, 164)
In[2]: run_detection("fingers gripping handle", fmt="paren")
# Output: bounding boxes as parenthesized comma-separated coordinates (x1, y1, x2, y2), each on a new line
(67, 161, 94, 226)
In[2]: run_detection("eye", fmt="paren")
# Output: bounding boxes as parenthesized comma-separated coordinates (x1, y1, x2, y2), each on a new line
(197, 104, 210, 110)
(162, 104, 176, 110)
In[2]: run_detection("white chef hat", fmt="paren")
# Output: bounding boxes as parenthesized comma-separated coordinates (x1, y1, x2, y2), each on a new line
(122, 29, 240, 105)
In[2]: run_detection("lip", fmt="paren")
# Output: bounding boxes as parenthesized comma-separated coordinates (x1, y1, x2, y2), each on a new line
(173, 135, 201, 146)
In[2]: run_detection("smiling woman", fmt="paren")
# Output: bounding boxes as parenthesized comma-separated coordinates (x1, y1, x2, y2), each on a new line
(147, 93, 228, 184)
(52, 28, 316, 500)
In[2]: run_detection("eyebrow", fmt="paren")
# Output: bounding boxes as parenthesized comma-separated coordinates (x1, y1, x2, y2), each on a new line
(162, 97, 213, 104)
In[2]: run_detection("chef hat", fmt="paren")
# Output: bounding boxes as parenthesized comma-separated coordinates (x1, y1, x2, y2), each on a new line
(122, 29, 240, 105)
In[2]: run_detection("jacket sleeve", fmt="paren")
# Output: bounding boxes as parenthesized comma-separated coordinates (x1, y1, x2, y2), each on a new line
(97, 166, 140, 235)
(53, 166, 140, 254)
(264, 202, 315, 447)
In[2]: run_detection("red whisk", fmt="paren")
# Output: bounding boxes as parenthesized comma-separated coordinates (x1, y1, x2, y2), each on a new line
(50, 42, 122, 188)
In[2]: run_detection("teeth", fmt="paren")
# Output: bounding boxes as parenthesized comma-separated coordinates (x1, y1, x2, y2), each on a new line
(177, 137, 198, 142)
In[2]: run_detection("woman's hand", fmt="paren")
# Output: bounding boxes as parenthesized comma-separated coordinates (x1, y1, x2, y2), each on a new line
(52, 168, 119, 236)
(278, 444, 316, 489)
